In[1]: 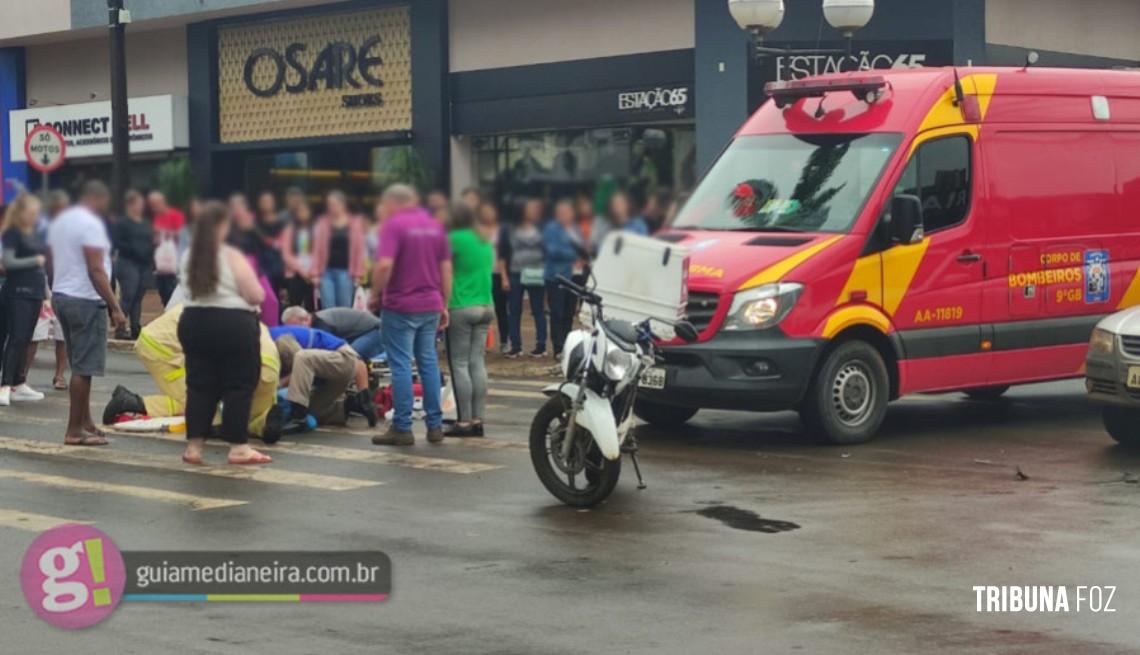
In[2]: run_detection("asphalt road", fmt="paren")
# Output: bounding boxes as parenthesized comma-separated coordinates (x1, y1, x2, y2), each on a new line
(2, 350, 1139, 654)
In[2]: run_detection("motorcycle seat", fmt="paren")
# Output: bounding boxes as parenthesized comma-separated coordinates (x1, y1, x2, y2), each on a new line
(603, 319, 639, 348)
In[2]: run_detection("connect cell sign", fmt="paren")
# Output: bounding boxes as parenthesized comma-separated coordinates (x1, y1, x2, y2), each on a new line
(24, 125, 66, 173)
(9, 95, 188, 162)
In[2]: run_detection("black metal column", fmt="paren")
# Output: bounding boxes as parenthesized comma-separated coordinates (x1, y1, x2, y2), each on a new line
(108, 0, 129, 213)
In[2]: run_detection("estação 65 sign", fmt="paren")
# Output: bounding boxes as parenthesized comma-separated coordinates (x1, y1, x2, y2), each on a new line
(243, 36, 385, 98)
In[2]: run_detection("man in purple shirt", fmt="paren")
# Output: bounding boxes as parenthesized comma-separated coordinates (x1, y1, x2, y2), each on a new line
(369, 184, 453, 446)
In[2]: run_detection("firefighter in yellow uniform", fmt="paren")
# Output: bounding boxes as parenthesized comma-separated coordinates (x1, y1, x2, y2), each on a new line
(102, 304, 283, 442)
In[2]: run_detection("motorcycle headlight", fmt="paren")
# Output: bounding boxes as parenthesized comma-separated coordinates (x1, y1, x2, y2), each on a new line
(723, 283, 804, 331)
(1089, 328, 1115, 355)
(604, 346, 636, 380)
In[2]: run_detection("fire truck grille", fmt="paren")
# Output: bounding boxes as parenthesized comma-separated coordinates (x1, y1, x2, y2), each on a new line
(685, 293, 721, 333)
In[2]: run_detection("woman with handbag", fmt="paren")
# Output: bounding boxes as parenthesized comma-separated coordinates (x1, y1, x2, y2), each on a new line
(281, 201, 319, 311)
(504, 198, 547, 358)
(149, 191, 185, 307)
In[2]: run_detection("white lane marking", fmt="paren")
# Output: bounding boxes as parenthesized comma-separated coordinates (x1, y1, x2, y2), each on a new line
(489, 378, 552, 389)
(0, 469, 247, 511)
(109, 431, 503, 474)
(311, 427, 529, 450)
(488, 388, 546, 400)
(0, 436, 382, 491)
(0, 508, 89, 532)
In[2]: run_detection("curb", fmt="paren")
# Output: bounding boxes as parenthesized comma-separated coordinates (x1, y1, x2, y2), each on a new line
(107, 339, 137, 354)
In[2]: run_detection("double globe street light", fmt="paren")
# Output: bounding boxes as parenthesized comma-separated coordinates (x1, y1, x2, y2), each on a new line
(728, 0, 875, 58)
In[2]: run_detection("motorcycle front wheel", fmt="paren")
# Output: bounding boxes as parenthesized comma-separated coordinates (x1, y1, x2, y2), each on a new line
(529, 396, 622, 507)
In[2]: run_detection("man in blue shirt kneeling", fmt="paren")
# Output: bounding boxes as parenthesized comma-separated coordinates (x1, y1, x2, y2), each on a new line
(271, 326, 378, 433)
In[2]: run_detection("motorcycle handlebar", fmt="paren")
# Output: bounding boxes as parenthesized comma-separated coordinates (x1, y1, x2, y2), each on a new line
(555, 275, 602, 305)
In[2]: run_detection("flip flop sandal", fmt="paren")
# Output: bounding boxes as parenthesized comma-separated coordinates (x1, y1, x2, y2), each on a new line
(181, 453, 205, 466)
(228, 451, 273, 466)
(65, 434, 109, 447)
(53, 377, 67, 391)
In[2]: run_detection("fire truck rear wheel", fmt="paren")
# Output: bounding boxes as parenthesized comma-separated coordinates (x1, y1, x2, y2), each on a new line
(801, 340, 889, 445)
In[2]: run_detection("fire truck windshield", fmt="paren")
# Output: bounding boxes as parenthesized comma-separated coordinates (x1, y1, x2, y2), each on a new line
(672, 133, 902, 233)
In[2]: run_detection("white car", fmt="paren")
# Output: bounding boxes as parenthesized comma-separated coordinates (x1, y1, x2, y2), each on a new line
(1086, 307, 1140, 447)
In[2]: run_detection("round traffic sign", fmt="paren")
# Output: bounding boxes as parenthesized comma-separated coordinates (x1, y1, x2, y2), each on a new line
(25, 125, 67, 173)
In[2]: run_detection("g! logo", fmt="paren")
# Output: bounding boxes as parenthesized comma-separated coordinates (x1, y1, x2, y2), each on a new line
(20, 525, 125, 629)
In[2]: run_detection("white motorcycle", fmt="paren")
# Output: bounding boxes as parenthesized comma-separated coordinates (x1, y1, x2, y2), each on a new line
(530, 276, 698, 507)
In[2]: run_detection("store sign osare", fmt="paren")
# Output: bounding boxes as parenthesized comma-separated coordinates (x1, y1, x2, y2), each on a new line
(617, 86, 691, 116)
(242, 36, 388, 109)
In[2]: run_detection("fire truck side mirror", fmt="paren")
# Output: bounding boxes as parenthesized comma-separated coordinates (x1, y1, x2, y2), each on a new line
(890, 194, 925, 245)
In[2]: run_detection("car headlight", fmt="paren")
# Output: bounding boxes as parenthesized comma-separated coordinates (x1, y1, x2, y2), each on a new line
(723, 283, 804, 331)
(1089, 328, 1115, 355)
(603, 346, 635, 380)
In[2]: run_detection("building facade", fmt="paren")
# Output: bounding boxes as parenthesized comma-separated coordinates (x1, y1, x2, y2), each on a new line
(1, 0, 1138, 205)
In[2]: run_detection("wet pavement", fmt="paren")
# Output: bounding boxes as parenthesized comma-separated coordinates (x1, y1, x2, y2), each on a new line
(2, 350, 1139, 654)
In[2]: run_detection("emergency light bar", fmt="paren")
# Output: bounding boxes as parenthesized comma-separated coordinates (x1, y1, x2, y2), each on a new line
(766, 75, 887, 108)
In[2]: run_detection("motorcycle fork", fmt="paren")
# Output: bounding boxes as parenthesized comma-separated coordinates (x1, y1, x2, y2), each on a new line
(560, 382, 587, 462)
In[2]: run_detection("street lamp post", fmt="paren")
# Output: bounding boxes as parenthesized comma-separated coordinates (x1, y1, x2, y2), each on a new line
(108, 0, 130, 214)
(729, 0, 875, 59)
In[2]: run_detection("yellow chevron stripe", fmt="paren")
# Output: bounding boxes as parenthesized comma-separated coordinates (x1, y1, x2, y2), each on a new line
(882, 238, 931, 316)
(737, 236, 843, 291)
(823, 305, 893, 339)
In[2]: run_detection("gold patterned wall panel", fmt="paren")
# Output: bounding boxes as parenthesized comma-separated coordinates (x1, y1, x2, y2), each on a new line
(217, 5, 412, 144)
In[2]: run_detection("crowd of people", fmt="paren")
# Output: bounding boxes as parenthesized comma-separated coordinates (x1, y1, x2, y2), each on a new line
(0, 176, 681, 462)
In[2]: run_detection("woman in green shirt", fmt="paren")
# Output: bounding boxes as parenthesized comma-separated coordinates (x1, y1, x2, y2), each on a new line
(445, 204, 496, 437)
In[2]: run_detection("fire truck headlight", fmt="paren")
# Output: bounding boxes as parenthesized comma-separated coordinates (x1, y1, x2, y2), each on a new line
(1089, 328, 1115, 355)
(723, 283, 803, 331)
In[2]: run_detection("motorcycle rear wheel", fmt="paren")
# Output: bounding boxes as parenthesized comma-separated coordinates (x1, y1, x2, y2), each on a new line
(529, 396, 622, 508)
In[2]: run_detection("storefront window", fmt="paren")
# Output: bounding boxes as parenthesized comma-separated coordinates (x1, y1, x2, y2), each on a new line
(471, 125, 696, 217)
(240, 143, 429, 211)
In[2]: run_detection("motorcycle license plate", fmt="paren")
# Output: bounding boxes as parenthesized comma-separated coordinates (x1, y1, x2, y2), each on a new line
(639, 367, 666, 390)
(1128, 367, 1140, 389)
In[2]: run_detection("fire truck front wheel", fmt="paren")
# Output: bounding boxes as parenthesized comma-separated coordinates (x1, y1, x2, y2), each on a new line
(800, 340, 890, 445)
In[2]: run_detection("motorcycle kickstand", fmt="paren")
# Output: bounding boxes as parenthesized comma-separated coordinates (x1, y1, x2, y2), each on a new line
(627, 450, 648, 490)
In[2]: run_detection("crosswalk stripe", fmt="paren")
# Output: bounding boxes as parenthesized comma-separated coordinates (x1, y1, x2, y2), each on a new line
(0, 469, 247, 511)
(0, 414, 59, 426)
(488, 388, 547, 400)
(489, 378, 553, 389)
(6, 413, 528, 452)
(108, 431, 503, 474)
(0, 508, 89, 532)
(0, 436, 382, 491)
(312, 427, 528, 450)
